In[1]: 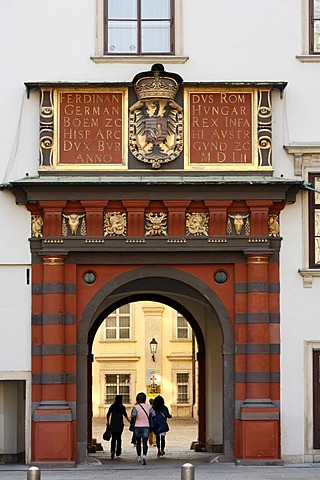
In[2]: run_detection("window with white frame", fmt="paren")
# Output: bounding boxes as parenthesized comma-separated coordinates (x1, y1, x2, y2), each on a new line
(310, 0, 320, 53)
(104, 0, 174, 55)
(309, 174, 320, 267)
(177, 372, 189, 403)
(105, 373, 131, 404)
(176, 313, 191, 340)
(105, 304, 132, 340)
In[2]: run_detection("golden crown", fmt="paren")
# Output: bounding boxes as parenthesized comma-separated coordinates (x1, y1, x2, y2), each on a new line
(133, 64, 182, 101)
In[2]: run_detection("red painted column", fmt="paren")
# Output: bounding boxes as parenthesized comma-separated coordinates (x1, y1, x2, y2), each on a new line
(32, 255, 73, 463)
(163, 200, 190, 236)
(204, 200, 233, 235)
(238, 254, 280, 460)
(122, 201, 150, 236)
(81, 200, 107, 236)
(39, 201, 66, 236)
(246, 200, 273, 236)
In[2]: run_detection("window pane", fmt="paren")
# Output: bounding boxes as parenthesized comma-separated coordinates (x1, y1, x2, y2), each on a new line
(106, 374, 117, 383)
(106, 386, 117, 395)
(108, 0, 137, 19)
(315, 0, 320, 19)
(314, 20, 320, 53)
(315, 177, 320, 204)
(177, 317, 187, 328)
(177, 373, 189, 383)
(315, 238, 320, 263)
(119, 317, 130, 327)
(119, 304, 130, 314)
(141, 21, 170, 53)
(141, 0, 171, 19)
(177, 328, 188, 339)
(119, 328, 130, 339)
(105, 329, 116, 339)
(315, 211, 320, 237)
(119, 374, 130, 383)
(106, 316, 116, 328)
(108, 21, 137, 53)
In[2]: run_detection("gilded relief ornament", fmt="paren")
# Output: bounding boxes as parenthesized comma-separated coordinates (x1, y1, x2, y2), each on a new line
(227, 213, 250, 235)
(129, 64, 183, 169)
(145, 212, 168, 236)
(39, 89, 54, 167)
(62, 213, 85, 236)
(104, 212, 127, 236)
(186, 213, 209, 236)
(268, 214, 280, 237)
(31, 215, 43, 238)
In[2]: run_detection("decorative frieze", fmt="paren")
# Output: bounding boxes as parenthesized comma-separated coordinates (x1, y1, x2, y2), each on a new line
(29, 203, 282, 240)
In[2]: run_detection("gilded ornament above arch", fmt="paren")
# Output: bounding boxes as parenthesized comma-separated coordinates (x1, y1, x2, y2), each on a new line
(104, 212, 127, 236)
(186, 212, 209, 236)
(62, 213, 86, 236)
(145, 212, 168, 236)
(227, 213, 251, 236)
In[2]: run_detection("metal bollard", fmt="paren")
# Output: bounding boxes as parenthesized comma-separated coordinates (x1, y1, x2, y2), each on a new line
(181, 463, 195, 480)
(27, 466, 41, 480)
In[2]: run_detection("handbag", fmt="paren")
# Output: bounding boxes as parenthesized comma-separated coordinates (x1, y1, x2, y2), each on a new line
(129, 417, 136, 432)
(103, 424, 111, 441)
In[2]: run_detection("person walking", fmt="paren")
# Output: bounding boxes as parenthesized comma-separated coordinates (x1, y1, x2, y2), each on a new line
(106, 394, 129, 459)
(148, 398, 156, 447)
(131, 392, 151, 465)
(150, 395, 172, 458)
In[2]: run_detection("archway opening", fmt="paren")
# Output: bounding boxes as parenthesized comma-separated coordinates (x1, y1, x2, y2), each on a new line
(77, 268, 234, 463)
(90, 300, 202, 460)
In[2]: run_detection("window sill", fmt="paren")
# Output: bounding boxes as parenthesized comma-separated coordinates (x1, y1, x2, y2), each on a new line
(100, 339, 136, 343)
(298, 268, 320, 287)
(296, 55, 320, 63)
(91, 55, 189, 64)
(95, 354, 140, 362)
(170, 339, 192, 343)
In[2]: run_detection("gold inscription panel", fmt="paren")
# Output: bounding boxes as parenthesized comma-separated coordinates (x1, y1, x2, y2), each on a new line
(184, 87, 259, 170)
(55, 88, 128, 170)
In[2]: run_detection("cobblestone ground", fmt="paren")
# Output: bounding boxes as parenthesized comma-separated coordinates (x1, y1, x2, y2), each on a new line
(91, 416, 205, 463)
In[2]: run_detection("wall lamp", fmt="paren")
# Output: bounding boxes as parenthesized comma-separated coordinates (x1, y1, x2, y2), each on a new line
(149, 338, 158, 362)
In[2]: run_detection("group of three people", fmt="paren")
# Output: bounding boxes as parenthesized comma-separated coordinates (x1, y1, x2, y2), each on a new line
(106, 392, 172, 465)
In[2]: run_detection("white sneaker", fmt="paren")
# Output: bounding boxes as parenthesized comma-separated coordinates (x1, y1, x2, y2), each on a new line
(137, 456, 141, 462)
(142, 456, 146, 465)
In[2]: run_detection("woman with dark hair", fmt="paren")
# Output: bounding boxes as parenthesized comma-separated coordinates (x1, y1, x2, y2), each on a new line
(131, 392, 151, 465)
(150, 395, 172, 458)
(106, 395, 129, 459)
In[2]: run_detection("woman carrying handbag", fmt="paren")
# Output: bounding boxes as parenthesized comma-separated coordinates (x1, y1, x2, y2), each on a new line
(130, 392, 151, 465)
(106, 395, 129, 459)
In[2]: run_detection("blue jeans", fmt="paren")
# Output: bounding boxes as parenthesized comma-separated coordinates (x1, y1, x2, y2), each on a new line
(134, 427, 150, 456)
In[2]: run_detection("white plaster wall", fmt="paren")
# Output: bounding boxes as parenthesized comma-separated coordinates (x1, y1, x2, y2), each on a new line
(0, 266, 31, 371)
(0, 0, 319, 461)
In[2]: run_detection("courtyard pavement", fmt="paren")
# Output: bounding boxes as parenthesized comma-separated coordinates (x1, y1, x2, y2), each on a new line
(1, 419, 320, 480)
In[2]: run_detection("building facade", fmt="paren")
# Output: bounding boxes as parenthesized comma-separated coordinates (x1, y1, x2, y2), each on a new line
(0, 0, 320, 466)
(92, 302, 195, 420)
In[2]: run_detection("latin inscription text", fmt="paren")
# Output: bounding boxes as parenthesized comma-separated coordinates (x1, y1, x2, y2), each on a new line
(59, 92, 123, 165)
(189, 92, 253, 164)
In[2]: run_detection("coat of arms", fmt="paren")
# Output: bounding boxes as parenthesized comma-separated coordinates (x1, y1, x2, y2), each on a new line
(129, 64, 183, 169)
